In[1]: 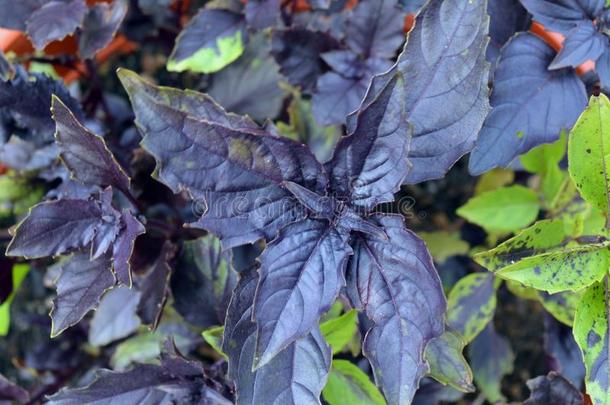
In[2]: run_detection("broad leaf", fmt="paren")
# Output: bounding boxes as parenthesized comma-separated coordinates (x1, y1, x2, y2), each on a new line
(446, 273, 496, 344)
(0, 0, 44, 30)
(328, 73, 410, 209)
(245, 0, 280, 29)
(167, 8, 245, 74)
(346, 214, 446, 404)
(26, 0, 87, 50)
(223, 269, 332, 405)
(119, 70, 326, 248)
(320, 309, 358, 354)
(469, 33, 587, 174)
(89, 285, 141, 347)
(418, 231, 469, 264)
(574, 277, 610, 405)
(468, 323, 514, 403)
(425, 330, 475, 393)
(457, 185, 540, 233)
(50, 253, 116, 337)
(520, 0, 604, 34)
(525, 372, 583, 405)
(6, 198, 103, 259)
(550, 22, 606, 69)
(322, 360, 386, 405)
(475, 219, 610, 293)
(487, 0, 530, 65)
(51, 96, 131, 194)
(544, 317, 586, 388)
(171, 235, 236, 327)
(568, 94, 610, 221)
(253, 218, 352, 367)
(79, 0, 128, 59)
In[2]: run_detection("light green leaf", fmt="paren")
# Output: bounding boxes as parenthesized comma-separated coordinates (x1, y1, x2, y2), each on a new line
(320, 309, 358, 355)
(111, 332, 164, 370)
(322, 360, 386, 405)
(0, 264, 30, 336)
(425, 330, 474, 393)
(457, 185, 539, 233)
(506, 280, 579, 326)
(521, 132, 566, 174)
(474, 168, 515, 195)
(568, 94, 610, 223)
(446, 273, 496, 344)
(419, 231, 469, 263)
(574, 277, 610, 405)
(202, 325, 227, 359)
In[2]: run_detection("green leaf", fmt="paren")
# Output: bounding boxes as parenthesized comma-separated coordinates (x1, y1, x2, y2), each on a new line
(506, 281, 579, 326)
(574, 277, 610, 405)
(568, 94, 610, 223)
(110, 332, 164, 370)
(0, 264, 30, 336)
(457, 185, 540, 233)
(446, 273, 496, 344)
(474, 168, 515, 195)
(521, 132, 566, 174)
(322, 360, 386, 405)
(320, 310, 358, 355)
(425, 330, 474, 393)
(418, 231, 469, 263)
(202, 325, 226, 359)
(475, 219, 610, 293)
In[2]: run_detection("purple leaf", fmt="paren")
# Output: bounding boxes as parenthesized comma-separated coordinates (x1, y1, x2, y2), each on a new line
(549, 22, 606, 69)
(112, 209, 146, 286)
(469, 33, 587, 174)
(328, 73, 410, 209)
(520, 0, 604, 34)
(253, 218, 352, 367)
(88, 285, 141, 346)
(223, 269, 332, 404)
(487, 0, 530, 65)
(543, 316, 585, 388)
(0, 0, 44, 30)
(51, 95, 131, 195)
(79, 0, 128, 59)
(171, 235, 237, 327)
(6, 198, 104, 259)
(26, 0, 88, 50)
(0, 373, 29, 403)
(245, 0, 280, 29)
(50, 252, 116, 337)
(135, 241, 174, 328)
(346, 214, 446, 404)
(523, 372, 583, 405)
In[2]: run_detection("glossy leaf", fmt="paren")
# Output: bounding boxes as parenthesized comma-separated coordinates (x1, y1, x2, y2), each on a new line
(469, 33, 587, 174)
(468, 323, 514, 403)
(89, 285, 141, 347)
(167, 8, 245, 74)
(323, 360, 386, 405)
(26, 0, 87, 50)
(171, 235, 236, 327)
(574, 277, 610, 405)
(524, 372, 584, 405)
(253, 218, 352, 368)
(457, 185, 540, 233)
(446, 273, 496, 344)
(52, 96, 131, 194)
(79, 0, 128, 59)
(550, 23, 606, 69)
(328, 73, 410, 209)
(425, 330, 475, 393)
(346, 214, 446, 404)
(520, 0, 604, 34)
(223, 269, 331, 405)
(50, 253, 115, 337)
(568, 94, 610, 220)
(320, 309, 358, 354)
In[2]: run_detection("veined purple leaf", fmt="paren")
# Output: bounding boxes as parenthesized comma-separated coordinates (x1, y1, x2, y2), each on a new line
(112, 209, 145, 286)
(51, 95, 131, 195)
(0, 0, 44, 30)
(245, 0, 280, 29)
(549, 22, 606, 69)
(223, 269, 332, 404)
(328, 73, 410, 209)
(6, 198, 103, 259)
(135, 241, 174, 328)
(78, 0, 128, 59)
(50, 252, 116, 337)
(345, 0, 405, 59)
(253, 218, 352, 368)
(469, 33, 587, 175)
(487, 0, 530, 65)
(90, 188, 122, 260)
(25, 0, 87, 50)
(119, 71, 327, 248)
(523, 372, 583, 405)
(88, 285, 141, 347)
(520, 0, 604, 34)
(171, 235, 237, 327)
(543, 316, 585, 388)
(0, 373, 29, 403)
(271, 28, 340, 92)
(346, 214, 446, 404)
